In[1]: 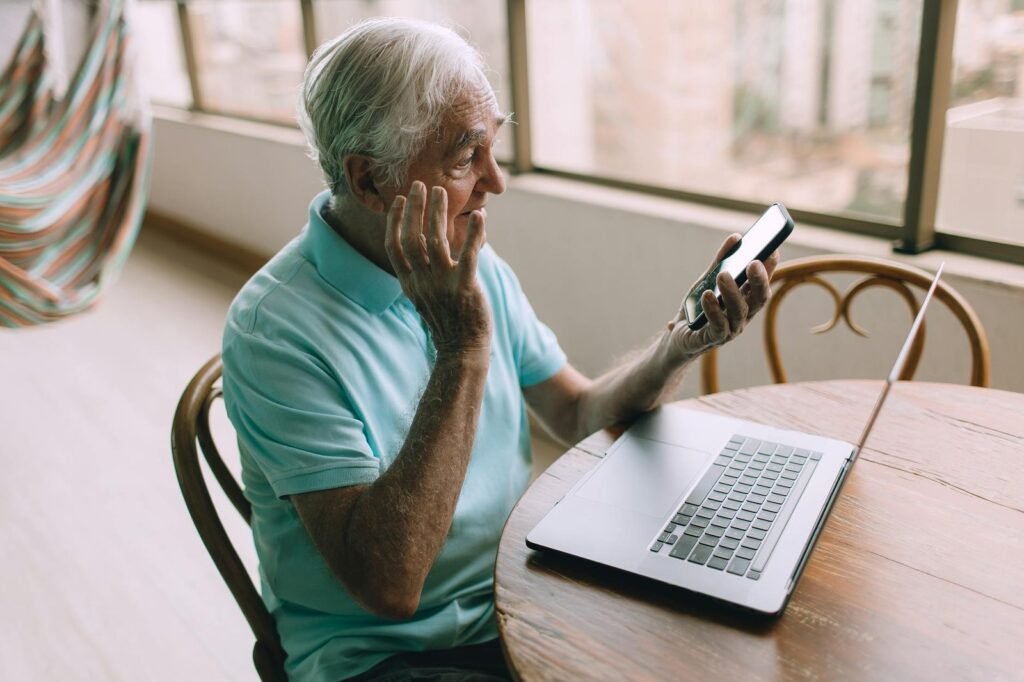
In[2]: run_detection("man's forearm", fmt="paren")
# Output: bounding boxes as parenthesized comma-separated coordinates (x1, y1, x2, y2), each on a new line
(342, 351, 489, 616)
(574, 330, 693, 441)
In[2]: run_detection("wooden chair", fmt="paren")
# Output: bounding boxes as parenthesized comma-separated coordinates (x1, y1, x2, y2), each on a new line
(701, 255, 991, 394)
(171, 354, 288, 682)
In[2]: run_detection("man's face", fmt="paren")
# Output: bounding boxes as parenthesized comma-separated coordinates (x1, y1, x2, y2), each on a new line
(388, 87, 507, 255)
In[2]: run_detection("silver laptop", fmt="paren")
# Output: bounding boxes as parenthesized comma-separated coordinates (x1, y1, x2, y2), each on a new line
(527, 263, 945, 616)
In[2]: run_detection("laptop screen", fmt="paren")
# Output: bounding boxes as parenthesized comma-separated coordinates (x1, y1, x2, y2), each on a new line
(854, 262, 944, 453)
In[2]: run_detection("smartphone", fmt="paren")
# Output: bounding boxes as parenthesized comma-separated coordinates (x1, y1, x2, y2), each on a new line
(683, 203, 794, 330)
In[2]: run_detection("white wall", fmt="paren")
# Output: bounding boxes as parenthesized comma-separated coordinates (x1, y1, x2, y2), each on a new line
(149, 110, 1024, 396)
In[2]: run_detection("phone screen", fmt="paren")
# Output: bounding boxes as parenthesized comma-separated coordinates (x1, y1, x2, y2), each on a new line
(683, 204, 792, 326)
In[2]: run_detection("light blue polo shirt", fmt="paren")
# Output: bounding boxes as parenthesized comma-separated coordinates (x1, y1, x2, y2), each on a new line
(221, 190, 566, 682)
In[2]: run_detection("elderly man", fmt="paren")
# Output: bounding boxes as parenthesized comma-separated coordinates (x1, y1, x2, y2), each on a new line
(222, 16, 778, 682)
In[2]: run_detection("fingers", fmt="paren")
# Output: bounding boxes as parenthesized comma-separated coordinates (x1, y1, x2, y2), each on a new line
(700, 289, 730, 345)
(713, 233, 742, 264)
(762, 249, 781, 280)
(427, 186, 453, 270)
(717, 271, 747, 333)
(458, 210, 486, 285)
(402, 181, 429, 267)
(385, 195, 411, 273)
(744, 260, 772, 316)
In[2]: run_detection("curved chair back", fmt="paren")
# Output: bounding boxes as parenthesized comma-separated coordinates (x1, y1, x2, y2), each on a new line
(702, 255, 990, 394)
(171, 354, 287, 682)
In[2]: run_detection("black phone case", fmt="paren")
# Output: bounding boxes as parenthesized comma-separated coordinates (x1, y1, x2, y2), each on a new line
(688, 203, 794, 331)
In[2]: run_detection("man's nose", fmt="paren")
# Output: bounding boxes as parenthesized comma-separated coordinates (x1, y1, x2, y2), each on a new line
(478, 154, 506, 196)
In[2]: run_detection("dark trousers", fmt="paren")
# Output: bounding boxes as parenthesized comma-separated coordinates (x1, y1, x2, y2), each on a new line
(344, 639, 512, 682)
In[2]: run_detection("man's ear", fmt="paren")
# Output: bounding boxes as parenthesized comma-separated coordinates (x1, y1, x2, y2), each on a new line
(342, 154, 387, 213)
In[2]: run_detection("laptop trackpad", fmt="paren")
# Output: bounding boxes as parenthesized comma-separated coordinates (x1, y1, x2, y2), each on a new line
(575, 435, 712, 518)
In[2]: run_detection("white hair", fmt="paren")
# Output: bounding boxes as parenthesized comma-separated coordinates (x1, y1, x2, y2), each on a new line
(298, 17, 497, 195)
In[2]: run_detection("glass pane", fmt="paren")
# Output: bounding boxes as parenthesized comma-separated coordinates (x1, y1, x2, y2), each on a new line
(528, 0, 924, 224)
(187, 0, 306, 123)
(936, 0, 1024, 246)
(134, 1, 191, 108)
(313, 0, 512, 161)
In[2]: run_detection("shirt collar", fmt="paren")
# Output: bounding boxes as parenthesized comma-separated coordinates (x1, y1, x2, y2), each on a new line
(300, 190, 403, 314)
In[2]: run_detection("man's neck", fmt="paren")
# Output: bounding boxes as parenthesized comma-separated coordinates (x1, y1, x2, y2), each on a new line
(322, 199, 395, 276)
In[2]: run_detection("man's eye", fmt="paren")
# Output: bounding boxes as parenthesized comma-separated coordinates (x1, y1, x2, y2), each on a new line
(455, 153, 474, 169)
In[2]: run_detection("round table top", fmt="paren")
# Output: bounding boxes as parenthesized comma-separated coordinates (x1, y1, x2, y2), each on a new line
(495, 380, 1024, 681)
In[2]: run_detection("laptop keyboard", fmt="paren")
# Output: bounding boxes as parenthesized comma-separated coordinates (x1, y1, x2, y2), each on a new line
(649, 435, 821, 580)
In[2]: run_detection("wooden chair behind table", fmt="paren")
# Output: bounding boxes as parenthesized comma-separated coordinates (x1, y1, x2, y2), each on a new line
(171, 354, 288, 682)
(701, 255, 991, 395)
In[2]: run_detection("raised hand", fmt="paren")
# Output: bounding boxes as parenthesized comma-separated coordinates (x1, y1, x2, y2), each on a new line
(384, 181, 491, 356)
(668, 234, 780, 358)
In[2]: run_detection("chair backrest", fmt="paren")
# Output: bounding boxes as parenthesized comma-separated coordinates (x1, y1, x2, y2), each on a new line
(171, 354, 288, 682)
(701, 255, 991, 394)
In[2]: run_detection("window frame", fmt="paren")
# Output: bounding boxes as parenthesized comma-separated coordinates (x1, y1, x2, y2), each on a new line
(162, 0, 1024, 266)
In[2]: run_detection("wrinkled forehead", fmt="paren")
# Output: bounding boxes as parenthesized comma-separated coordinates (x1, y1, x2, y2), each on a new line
(434, 86, 506, 152)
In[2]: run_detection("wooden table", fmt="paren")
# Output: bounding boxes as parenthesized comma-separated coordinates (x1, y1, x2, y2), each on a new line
(495, 381, 1024, 681)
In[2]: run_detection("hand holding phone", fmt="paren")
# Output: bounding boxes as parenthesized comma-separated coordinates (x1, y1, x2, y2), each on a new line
(682, 203, 793, 331)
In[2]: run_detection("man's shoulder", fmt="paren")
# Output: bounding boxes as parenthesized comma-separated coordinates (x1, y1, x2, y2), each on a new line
(225, 236, 313, 339)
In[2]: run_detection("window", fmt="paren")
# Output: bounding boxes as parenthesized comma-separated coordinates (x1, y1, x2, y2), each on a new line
(186, 0, 307, 123)
(313, 0, 512, 161)
(528, 0, 922, 226)
(134, 1, 191, 108)
(135, 0, 1024, 265)
(936, 0, 1024, 247)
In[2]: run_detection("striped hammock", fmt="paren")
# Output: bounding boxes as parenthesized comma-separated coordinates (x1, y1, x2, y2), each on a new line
(0, 0, 151, 327)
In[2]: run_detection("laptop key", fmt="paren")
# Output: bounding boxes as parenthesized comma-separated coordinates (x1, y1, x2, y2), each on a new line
(689, 544, 714, 565)
(739, 440, 760, 455)
(747, 528, 767, 540)
(680, 503, 699, 516)
(650, 542, 664, 552)
(698, 533, 719, 547)
(736, 546, 756, 560)
(730, 519, 749, 532)
(684, 464, 727, 506)
(669, 534, 699, 559)
(722, 500, 741, 512)
(684, 525, 702, 537)
(705, 526, 724, 538)
(673, 514, 690, 526)
(690, 517, 709, 528)
(719, 536, 740, 550)
(725, 527, 745, 540)
(665, 523, 679, 534)
(713, 456, 731, 466)
(763, 502, 782, 513)
(747, 569, 762, 581)
(707, 555, 730, 571)
(752, 519, 771, 532)
(737, 510, 756, 522)
(727, 557, 751, 575)
(810, 451, 823, 461)
(696, 508, 714, 520)
(768, 493, 786, 505)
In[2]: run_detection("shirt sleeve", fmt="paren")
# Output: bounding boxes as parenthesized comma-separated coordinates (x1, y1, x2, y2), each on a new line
(490, 252, 567, 388)
(222, 329, 380, 499)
